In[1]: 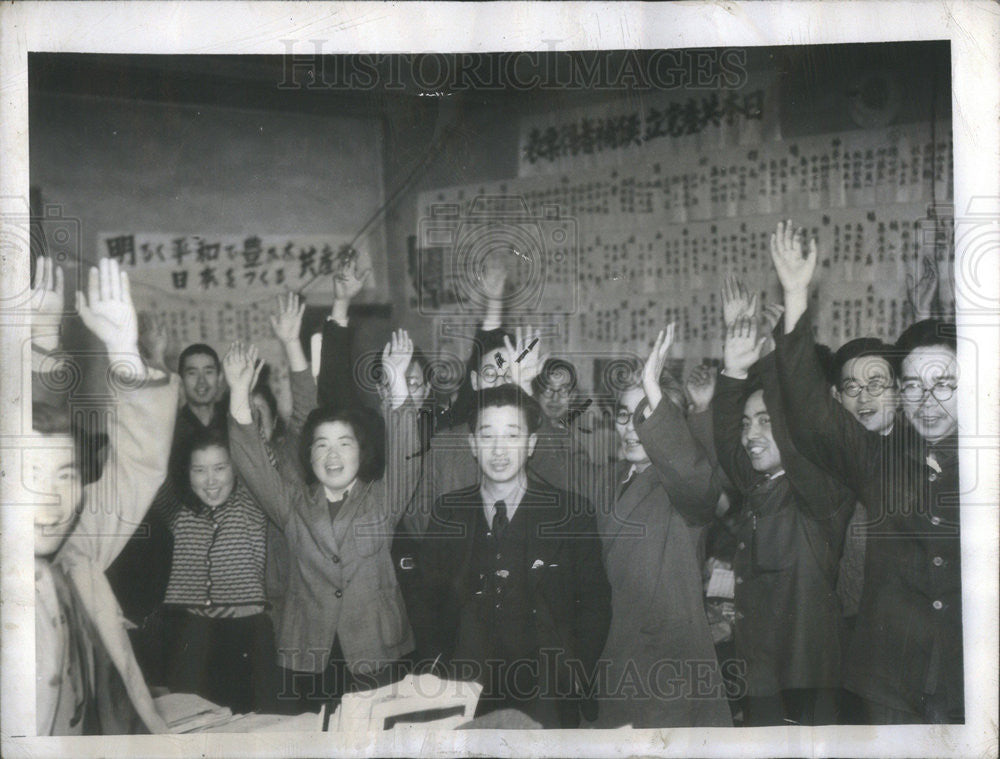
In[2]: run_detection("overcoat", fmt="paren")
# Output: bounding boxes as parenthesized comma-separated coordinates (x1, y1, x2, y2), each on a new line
(713, 354, 854, 696)
(594, 398, 733, 728)
(775, 311, 963, 720)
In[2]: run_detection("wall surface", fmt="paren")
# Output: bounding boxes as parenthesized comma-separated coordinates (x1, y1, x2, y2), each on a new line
(29, 91, 387, 300)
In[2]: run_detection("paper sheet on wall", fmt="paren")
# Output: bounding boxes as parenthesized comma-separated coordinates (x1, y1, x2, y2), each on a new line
(415, 122, 954, 391)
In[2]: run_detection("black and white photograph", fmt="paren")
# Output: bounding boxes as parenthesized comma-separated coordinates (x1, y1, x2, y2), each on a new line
(1, 2, 997, 757)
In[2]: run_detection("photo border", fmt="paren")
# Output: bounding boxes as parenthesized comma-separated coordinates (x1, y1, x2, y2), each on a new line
(1, 2, 997, 757)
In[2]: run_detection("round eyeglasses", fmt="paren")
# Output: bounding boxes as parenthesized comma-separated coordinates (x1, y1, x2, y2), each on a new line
(840, 379, 892, 398)
(614, 409, 636, 426)
(479, 365, 511, 384)
(540, 385, 572, 399)
(899, 381, 957, 403)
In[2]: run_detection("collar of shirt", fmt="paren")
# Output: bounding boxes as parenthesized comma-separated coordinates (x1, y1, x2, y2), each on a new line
(621, 463, 642, 487)
(481, 478, 527, 525)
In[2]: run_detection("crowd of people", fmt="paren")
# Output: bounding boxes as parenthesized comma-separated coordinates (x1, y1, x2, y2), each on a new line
(30, 218, 961, 734)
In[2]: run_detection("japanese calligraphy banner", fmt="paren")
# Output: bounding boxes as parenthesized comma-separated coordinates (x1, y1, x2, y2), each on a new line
(96, 233, 375, 296)
(518, 75, 780, 178)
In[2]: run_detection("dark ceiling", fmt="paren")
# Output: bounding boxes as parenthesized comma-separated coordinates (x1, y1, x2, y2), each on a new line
(29, 43, 950, 118)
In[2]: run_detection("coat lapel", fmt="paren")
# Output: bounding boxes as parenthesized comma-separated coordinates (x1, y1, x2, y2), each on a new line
(303, 484, 343, 558)
(606, 465, 659, 542)
(330, 481, 370, 549)
(519, 481, 567, 588)
(62, 559, 168, 733)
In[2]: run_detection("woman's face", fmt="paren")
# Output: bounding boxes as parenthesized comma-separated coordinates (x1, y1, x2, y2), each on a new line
(251, 392, 276, 441)
(189, 444, 235, 508)
(310, 421, 361, 494)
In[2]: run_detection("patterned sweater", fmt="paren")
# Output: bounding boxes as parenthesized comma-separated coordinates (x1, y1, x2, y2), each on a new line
(163, 482, 267, 610)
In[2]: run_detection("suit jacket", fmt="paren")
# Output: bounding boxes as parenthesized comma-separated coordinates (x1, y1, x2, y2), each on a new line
(412, 479, 611, 724)
(229, 404, 421, 674)
(594, 397, 733, 728)
(714, 351, 854, 695)
(40, 371, 178, 735)
(775, 310, 963, 719)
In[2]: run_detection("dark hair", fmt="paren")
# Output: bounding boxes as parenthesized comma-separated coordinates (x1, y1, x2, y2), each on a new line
(176, 426, 233, 511)
(32, 401, 72, 436)
(33, 402, 111, 485)
(468, 385, 543, 435)
(409, 348, 431, 386)
(894, 319, 957, 375)
(532, 357, 579, 397)
(300, 406, 382, 485)
(467, 329, 513, 379)
(832, 338, 896, 386)
(178, 343, 221, 374)
(251, 373, 286, 442)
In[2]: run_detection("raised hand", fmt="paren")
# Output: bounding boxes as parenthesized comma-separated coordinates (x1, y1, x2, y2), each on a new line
(333, 257, 371, 302)
(909, 254, 939, 321)
(723, 316, 766, 378)
(223, 340, 263, 395)
(480, 255, 508, 301)
(721, 274, 756, 330)
(381, 328, 414, 408)
(78, 258, 140, 358)
(684, 362, 718, 414)
(505, 325, 548, 395)
(270, 291, 306, 344)
(30, 256, 65, 330)
(641, 324, 675, 413)
(138, 311, 170, 369)
(770, 220, 817, 333)
(770, 219, 817, 295)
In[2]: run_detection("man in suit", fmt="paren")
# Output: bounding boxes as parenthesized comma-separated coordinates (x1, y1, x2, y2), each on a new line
(412, 385, 611, 728)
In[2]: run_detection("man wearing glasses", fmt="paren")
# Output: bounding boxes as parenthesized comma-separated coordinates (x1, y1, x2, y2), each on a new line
(771, 219, 963, 725)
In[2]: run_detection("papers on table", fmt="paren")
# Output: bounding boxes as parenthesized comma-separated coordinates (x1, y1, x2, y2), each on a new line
(155, 673, 482, 733)
(154, 692, 235, 733)
(327, 673, 482, 732)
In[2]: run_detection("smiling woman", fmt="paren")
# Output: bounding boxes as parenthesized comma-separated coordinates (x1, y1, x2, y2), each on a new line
(225, 332, 423, 714)
(159, 426, 274, 715)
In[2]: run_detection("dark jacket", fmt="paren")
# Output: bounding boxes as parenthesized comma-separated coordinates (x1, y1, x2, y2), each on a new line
(713, 355, 854, 695)
(412, 479, 611, 727)
(775, 310, 963, 720)
(594, 397, 732, 728)
(262, 368, 317, 625)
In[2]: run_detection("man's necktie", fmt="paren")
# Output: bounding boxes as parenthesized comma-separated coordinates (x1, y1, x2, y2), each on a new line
(492, 500, 509, 537)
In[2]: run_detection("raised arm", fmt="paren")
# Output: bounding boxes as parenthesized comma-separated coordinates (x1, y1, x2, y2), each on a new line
(636, 325, 721, 525)
(29, 257, 73, 407)
(757, 351, 853, 521)
(225, 340, 300, 529)
(479, 254, 507, 331)
(270, 291, 316, 432)
(317, 258, 369, 410)
(60, 259, 178, 571)
(713, 314, 768, 492)
(908, 253, 940, 323)
(375, 330, 423, 527)
(505, 325, 548, 397)
(770, 220, 881, 492)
